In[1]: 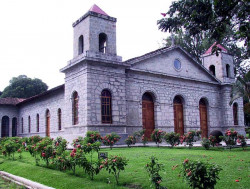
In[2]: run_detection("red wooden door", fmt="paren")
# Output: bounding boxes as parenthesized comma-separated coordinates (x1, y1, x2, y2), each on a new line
(142, 100, 155, 139)
(174, 103, 184, 135)
(199, 104, 208, 138)
(46, 111, 50, 137)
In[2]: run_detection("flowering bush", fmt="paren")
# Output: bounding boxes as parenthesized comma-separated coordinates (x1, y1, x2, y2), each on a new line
(141, 134, 148, 146)
(151, 129, 165, 146)
(220, 129, 238, 149)
(184, 130, 200, 148)
(53, 137, 68, 155)
(145, 156, 166, 189)
(164, 132, 180, 148)
(35, 137, 54, 167)
(208, 135, 217, 147)
(102, 132, 121, 149)
(101, 155, 128, 184)
(237, 134, 247, 149)
(201, 138, 210, 150)
(28, 135, 43, 145)
(182, 159, 222, 189)
(72, 136, 84, 148)
(2, 139, 19, 159)
(125, 136, 136, 147)
(84, 131, 102, 144)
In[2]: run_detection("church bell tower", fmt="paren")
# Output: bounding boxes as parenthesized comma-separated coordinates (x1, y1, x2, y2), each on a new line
(72, 4, 118, 58)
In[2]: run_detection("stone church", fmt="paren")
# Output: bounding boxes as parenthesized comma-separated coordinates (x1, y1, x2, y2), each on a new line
(0, 5, 245, 142)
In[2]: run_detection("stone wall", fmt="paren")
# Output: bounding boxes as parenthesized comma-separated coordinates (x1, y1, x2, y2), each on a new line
(0, 105, 19, 137)
(86, 61, 127, 137)
(18, 89, 65, 138)
(125, 70, 226, 135)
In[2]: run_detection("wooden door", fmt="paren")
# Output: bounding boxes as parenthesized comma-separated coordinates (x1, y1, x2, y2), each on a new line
(199, 103, 208, 138)
(46, 110, 50, 137)
(142, 94, 155, 139)
(174, 103, 184, 135)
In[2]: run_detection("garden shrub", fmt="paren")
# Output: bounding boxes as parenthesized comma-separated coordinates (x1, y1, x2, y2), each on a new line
(35, 137, 54, 167)
(102, 132, 121, 149)
(164, 132, 180, 148)
(53, 136, 68, 155)
(208, 135, 217, 147)
(182, 130, 201, 148)
(145, 156, 166, 189)
(125, 135, 136, 147)
(141, 134, 148, 146)
(84, 131, 102, 144)
(101, 155, 128, 185)
(74, 138, 102, 179)
(151, 129, 165, 146)
(182, 159, 222, 189)
(2, 139, 19, 159)
(219, 129, 238, 149)
(201, 138, 210, 150)
(237, 134, 247, 149)
(72, 136, 84, 148)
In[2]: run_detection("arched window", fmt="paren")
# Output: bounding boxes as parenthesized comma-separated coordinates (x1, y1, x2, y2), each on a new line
(36, 114, 39, 132)
(1, 116, 9, 137)
(28, 116, 31, 133)
(226, 64, 230, 77)
(21, 117, 24, 133)
(233, 103, 238, 125)
(58, 108, 62, 130)
(72, 92, 79, 125)
(209, 65, 216, 76)
(12, 117, 17, 137)
(78, 35, 84, 55)
(99, 33, 107, 53)
(101, 90, 112, 124)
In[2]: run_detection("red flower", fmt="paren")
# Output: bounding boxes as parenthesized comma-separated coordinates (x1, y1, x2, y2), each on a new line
(161, 13, 166, 17)
(187, 171, 192, 176)
(56, 142, 59, 146)
(184, 159, 189, 164)
(99, 165, 104, 169)
(77, 144, 81, 148)
(72, 148, 76, 153)
(42, 152, 46, 157)
(235, 180, 239, 182)
(157, 180, 162, 184)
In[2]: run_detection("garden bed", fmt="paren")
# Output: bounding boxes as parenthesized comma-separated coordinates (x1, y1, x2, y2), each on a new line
(0, 147, 249, 189)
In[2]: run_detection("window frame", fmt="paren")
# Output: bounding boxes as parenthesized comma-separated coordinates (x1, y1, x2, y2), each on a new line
(101, 90, 112, 124)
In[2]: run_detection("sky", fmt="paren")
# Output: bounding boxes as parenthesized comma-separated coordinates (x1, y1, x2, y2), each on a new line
(0, 0, 173, 91)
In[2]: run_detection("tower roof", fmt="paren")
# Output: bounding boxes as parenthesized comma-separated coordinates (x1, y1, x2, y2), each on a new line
(204, 42, 228, 55)
(89, 4, 108, 16)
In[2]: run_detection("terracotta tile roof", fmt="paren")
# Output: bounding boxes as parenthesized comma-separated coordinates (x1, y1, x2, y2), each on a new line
(0, 98, 25, 105)
(17, 84, 64, 105)
(89, 4, 108, 16)
(204, 42, 228, 55)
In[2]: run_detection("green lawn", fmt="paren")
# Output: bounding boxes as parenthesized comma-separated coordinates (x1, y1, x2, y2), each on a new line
(0, 147, 249, 189)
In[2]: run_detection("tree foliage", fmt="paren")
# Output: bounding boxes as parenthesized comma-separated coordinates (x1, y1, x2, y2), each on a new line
(0, 75, 48, 98)
(158, 0, 249, 58)
(158, 0, 249, 76)
(230, 70, 250, 105)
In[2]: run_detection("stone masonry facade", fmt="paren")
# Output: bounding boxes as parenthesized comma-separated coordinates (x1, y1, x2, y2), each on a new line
(0, 5, 245, 143)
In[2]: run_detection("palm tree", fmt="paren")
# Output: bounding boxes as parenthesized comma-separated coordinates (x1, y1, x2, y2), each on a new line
(229, 71, 250, 106)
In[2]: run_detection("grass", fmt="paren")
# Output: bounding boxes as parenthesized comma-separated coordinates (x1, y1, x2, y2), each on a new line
(0, 147, 249, 189)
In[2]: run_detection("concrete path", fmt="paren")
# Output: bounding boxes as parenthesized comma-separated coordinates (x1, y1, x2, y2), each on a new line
(0, 171, 55, 189)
